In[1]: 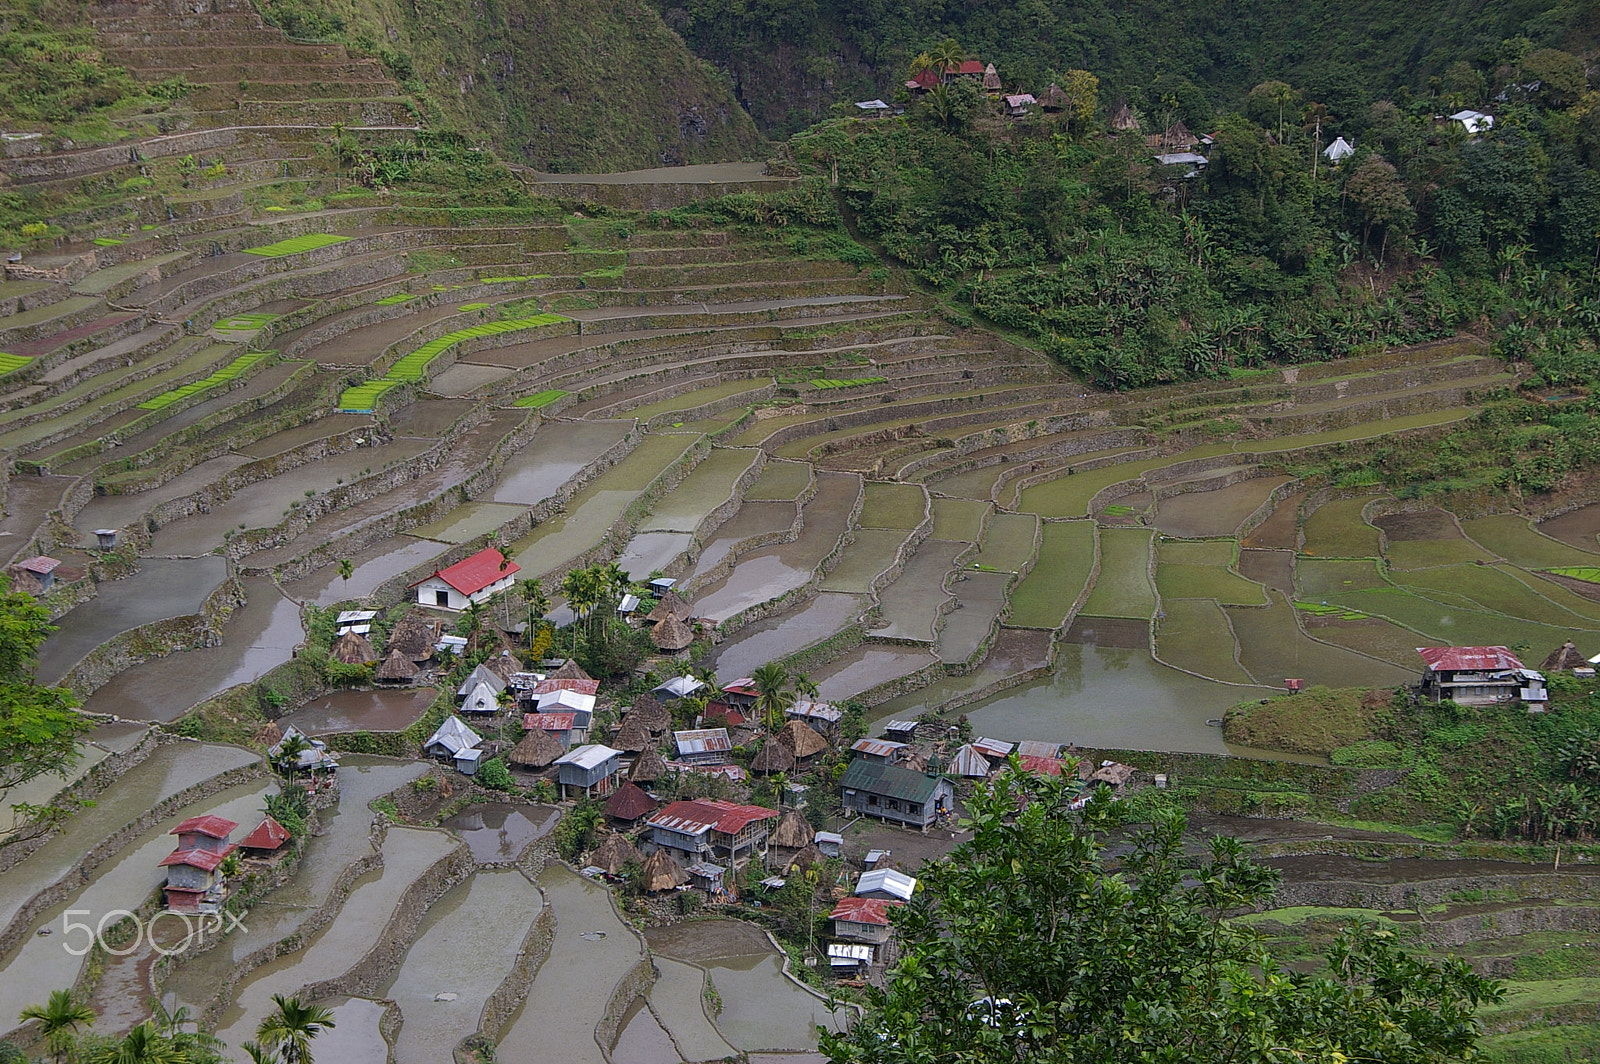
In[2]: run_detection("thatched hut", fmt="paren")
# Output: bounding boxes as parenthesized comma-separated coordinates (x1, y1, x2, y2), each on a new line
(613, 712, 654, 754)
(641, 848, 689, 892)
(375, 648, 420, 684)
(646, 590, 693, 625)
(628, 694, 671, 734)
(331, 630, 377, 665)
(251, 722, 283, 748)
(750, 740, 796, 775)
(775, 719, 829, 761)
(784, 842, 823, 874)
(982, 62, 1002, 93)
(652, 613, 695, 653)
(770, 810, 814, 851)
(509, 727, 565, 769)
(388, 614, 437, 662)
(604, 781, 659, 826)
(589, 832, 642, 876)
(1039, 83, 1067, 112)
(1109, 102, 1139, 131)
(552, 658, 594, 683)
(629, 747, 667, 784)
(1543, 641, 1589, 672)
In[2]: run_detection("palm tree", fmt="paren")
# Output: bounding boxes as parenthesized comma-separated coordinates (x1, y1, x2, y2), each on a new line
(19, 989, 95, 1064)
(240, 1042, 279, 1064)
(273, 733, 310, 783)
(519, 578, 549, 642)
(257, 994, 337, 1064)
(335, 558, 354, 589)
(752, 662, 796, 732)
(87, 1021, 184, 1064)
(560, 566, 601, 653)
(927, 38, 964, 77)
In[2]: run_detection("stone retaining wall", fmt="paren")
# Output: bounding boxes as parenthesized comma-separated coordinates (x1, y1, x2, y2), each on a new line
(527, 178, 797, 211)
(467, 894, 556, 1057)
(60, 574, 246, 699)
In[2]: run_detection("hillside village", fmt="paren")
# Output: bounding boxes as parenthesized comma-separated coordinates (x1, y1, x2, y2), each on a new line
(1, 0, 1600, 1060)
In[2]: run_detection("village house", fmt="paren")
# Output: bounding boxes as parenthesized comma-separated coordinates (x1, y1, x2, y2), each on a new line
(553, 743, 623, 799)
(13, 555, 61, 594)
(720, 678, 760, 707)
(854, 99, 891, 118)
(1323, 136, 1355, 163)
(457, 663, 507, 714)
(523, 711, 578, 750)
(674, 727, 733, 765)
(269, 725, 340, 781)
(1004, 93, 1037, 118)
(239, 816, 291, 859)
(161, 814, 237, 913)
(1418, 646, 1547, 705)
(424, 715, 484, 774)
(645, 798, 779, 869)
(950, 743, 992, 778)
(408, 546, 520, 611)
(830, 896, 900, 947)
(840, 759, 955, 828)
(536, 686, 597, 733)
(850, 737, 910, 765)
(982, 63, 1002, 94)
(815, 831, 844, 859)
(604, 781, 659, 828)
(905, 69, 940, 93)
(654, 675, 707, 701)
(1449, 109, 1494, 135)
(857, 867, 918, 901)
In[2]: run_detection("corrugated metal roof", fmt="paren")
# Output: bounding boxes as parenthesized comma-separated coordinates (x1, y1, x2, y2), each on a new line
(674, 728, 732, 756)
(523, 712, 576, 732)
(883, 720, 918, 735)
(951, 745, 992, 777)
(531, 677, 599, 696)
(830, 896, 898, 925)
(554, 744, 621, 770)
(972, 737, 1013, 758)
(171, 815, 237, 839)
(840, 758, 946, 804)
(790, 701, 842, 724)
(336, 609, 378, 624)
(655, 675, 708, 699)
(1016, 740, 1061, 759)
(857, 868, 917, 900)
(1418, 646, 1525, 672)
(648, 798, 778, 835)
(538, 688, 596, 714)
(425, 715, 482, 755)
(851, 738, 907, 759)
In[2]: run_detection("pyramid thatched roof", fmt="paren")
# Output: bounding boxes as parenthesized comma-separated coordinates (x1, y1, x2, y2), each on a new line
(1040, 83, 1067, 111)
(509, 727, 564, 768)
(251, 722, 283, 748)
(375, 647, 420, 682)
(641, 848, 689, 892)
(751, 740, 796, 775)
(1543, 641, 1588, 672)
(613, 712, 654, 754)
(589, 832, 641, 876)
(331, 630, 377, 665)
(552, 658, 593, 683)
(388, 614, 437, 661)
(646, 590, 693, 625)
(784, 842, 823, 873)
(628, 694, 671, 733)
(629, 747, 667, 783)
(484, 650, 520, 681)
(652, 613, 695, 652)
(776, 719, 829, 759)
(1110, 102, 1139, 131)
(770, 810, 814, 850)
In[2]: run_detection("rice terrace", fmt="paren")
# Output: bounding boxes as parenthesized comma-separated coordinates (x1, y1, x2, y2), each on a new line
(3, 0, 1600, 1061)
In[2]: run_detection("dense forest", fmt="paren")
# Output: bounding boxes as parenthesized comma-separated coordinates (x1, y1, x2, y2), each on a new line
(652, 0, 1600, 135)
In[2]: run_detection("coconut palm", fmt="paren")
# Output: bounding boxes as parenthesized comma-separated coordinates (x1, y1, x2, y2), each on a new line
(256, 994, 336, 1064)
(752, 662, 797, 731)
(927, 38, 964, 76)
(240, 1042, 278, 1064)
(19, 989, 95, 1064)
(86, 1021, 184, 1064)
(519, 578, 549, 641)
(272, 733, 310, 783)
(335, 558, 354, 588)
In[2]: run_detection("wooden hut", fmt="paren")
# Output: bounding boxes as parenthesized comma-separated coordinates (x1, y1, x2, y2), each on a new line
(652, 613, 695, 653)
(388, 614, 437, 662)
(982, 62, 1002, 94)
(776, 719, 829, 761)
(1543, 641, 1588, 673)
(551, 658, 594, 683)
(1109, 102, 1139, 132)
(589, 832, 641, 876)
(628, 693, 671, 734)
(374, 648, 420, 684)
(605, 781, 660, 827)
(613, 712, 655, 754)
(641, 848, 689, 892)
(646, 590, 693, 626)
(509, 727, 564, 770)
(1039, 83, 1067, 112)
(770, 810, 814, 852)
(750, 740, 796, 775)
(331, 630, 377, 665)
(629, 747, 667, 784)
(784, 842, 823, 874)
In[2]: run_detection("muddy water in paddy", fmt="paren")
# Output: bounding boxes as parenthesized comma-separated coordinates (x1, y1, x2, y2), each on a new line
(639, 956, 736, 1061)
(1238, 548, 1296, 599)
(872, 541, 962, 641)
(685, 501, 798, 580)
(72, 454, 253, 540)
(382, 869, 544, 1064)
(814, 645, 938, 702)
(295, 997, 389, 1064)
(0, 742, 257, 936)
(819, 528, 913, 593)
(742, 459, 812, 501)
(872, 628, 1053, 720)
(938, 571, 1011, 663)
(209, 826, 460, 1053)
(0, 778, 275, 1039)
(82, 576, 303, 722)
(497, 863, 644, 1064)
(277, 687, 438, 734)
(640, 447, 762, 531)
(1156, 476, 1292, 539)
(616, 531, 694, 580)
(609, 996, 683, 1064)
(409, 500, 530, 544)
(438, 803, 560, 862)
(492, 420, 632, 505)
(34, 557, 229, 684)
(283, 534, 446, 605)
(707, 592, 864, 678)
(1243, 491, 1306, 549)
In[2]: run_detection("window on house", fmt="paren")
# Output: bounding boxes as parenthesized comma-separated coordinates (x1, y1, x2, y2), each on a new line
(867, 795, 879, 806)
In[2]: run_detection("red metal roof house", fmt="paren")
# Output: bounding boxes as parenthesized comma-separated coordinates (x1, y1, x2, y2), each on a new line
(646, 799, 779, 869)
(830, 896, 901, 946)
(162, 814, 238, 913)
(239, 816, 291, 856)
(409, 547, 520, 611)
(1418, 646, 1547, 705)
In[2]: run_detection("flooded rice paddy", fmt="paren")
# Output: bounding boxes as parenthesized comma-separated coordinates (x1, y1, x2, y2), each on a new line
(438, 803, 560, 863)
(276, 687, 438, 734)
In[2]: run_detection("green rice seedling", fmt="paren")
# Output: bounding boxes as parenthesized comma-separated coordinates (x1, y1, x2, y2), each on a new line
(0, 353, 33, 374)
(375, 294, 415, 305)
(513, 389, 568, 409)
(1547, 566, 1600, 584)
(137, 351, 269, 410)
(809, 377, 889, 389)
(456, 302, 492, 312)
(244, 234, 349, 257)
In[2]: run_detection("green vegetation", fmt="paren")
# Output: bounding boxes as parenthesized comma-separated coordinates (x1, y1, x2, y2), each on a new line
(1546, 566, 1600, 584)
(456, 302, 492, 311)
(375, 294, 416, 306)
(136, 351, 270, 410)
(338, 313, 569, 409)
(0, 354, 33, 375)
(214, 313, 278, 333)
(0, 575, 87, 833)
(513, 389, 569, 409)
(244, 234, 351, 257)
(809, 376, 889, 389)
(337, 380, 400, 412)
(1223, 685, 1387, 756)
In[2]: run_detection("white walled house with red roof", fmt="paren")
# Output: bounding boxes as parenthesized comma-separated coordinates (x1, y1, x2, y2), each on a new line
(830, 896, 901, 947)
(409, 547, 520, 611)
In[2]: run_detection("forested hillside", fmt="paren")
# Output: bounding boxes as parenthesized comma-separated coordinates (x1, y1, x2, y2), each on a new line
(653, 0, 1599, 134)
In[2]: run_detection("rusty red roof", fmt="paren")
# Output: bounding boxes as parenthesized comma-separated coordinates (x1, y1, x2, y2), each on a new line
(532, 677, 600, 697)
(605, 782, 660, 822)
(648, 799, 778, 836)
(703, 701, 750, 727)
(410, 547, 520, 596)
(952, 59, 984, 75)
(240, 816, 290, 851)
(160, 844, 235, 871)
(721, 679, 759, 697)
(830, 896, 900, 926)
(1417, 646, 1525, 672)
(170, 814, 237, 840)
(1018, 755, 1065, 777)
(524, 712, 577, 732)
(16, 556, 60, 575)
(906, 70, 939, 90)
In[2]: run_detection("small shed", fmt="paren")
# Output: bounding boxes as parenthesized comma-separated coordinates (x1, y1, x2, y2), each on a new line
(641, 848, 689, 893)
(454, 747, 484, 776)
(651, 613, 695, 653)
(654, 675, 707, 701)
(815, 831, 844, 859)
(776, 719, 829, 761)
(882, 719, 919, 741)
(330, 630, 377, 665)
(424, 715, 482, 761)
(857, 867, 917, 901)
(769, 810, 814, 853)
(674, 727, 733, 765)
(1543, 641, 1588, 673)
(854, 99, 891, 118)
(751, 740, 796, 775)
(553, 744, 623, 799)
(238, 816, 290, 857)
(971, 737, 1014, 760)
(828, 942, 875, 972)
(629, 747, 668, 784)
(375, 648, 420, 684)
(551, 658, 594, 683)
(509, 727, 564, 770)
(590, 832, 642, 876)
(850, 738, 909, 764)
(1323, 136, 1355, 162)
(1039, 82, 1067, 112)
(1003, 93, 1036, 118)
(1087, 762, 1136, 790)
(1016, 740, 1060, 759)
(457, 664, 508, 702)
(605, 781, 660, 827)
(950, 744, 992, 779)
(612, 712, 655, 754)
(14, 556, 60, 593)
(982, 63, 1002, 93)
(687, 861, 727, 892)
(1450, 109, 1494, 135)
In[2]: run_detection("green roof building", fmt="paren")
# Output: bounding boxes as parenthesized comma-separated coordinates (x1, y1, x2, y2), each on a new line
(840, 758, 955, 828)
